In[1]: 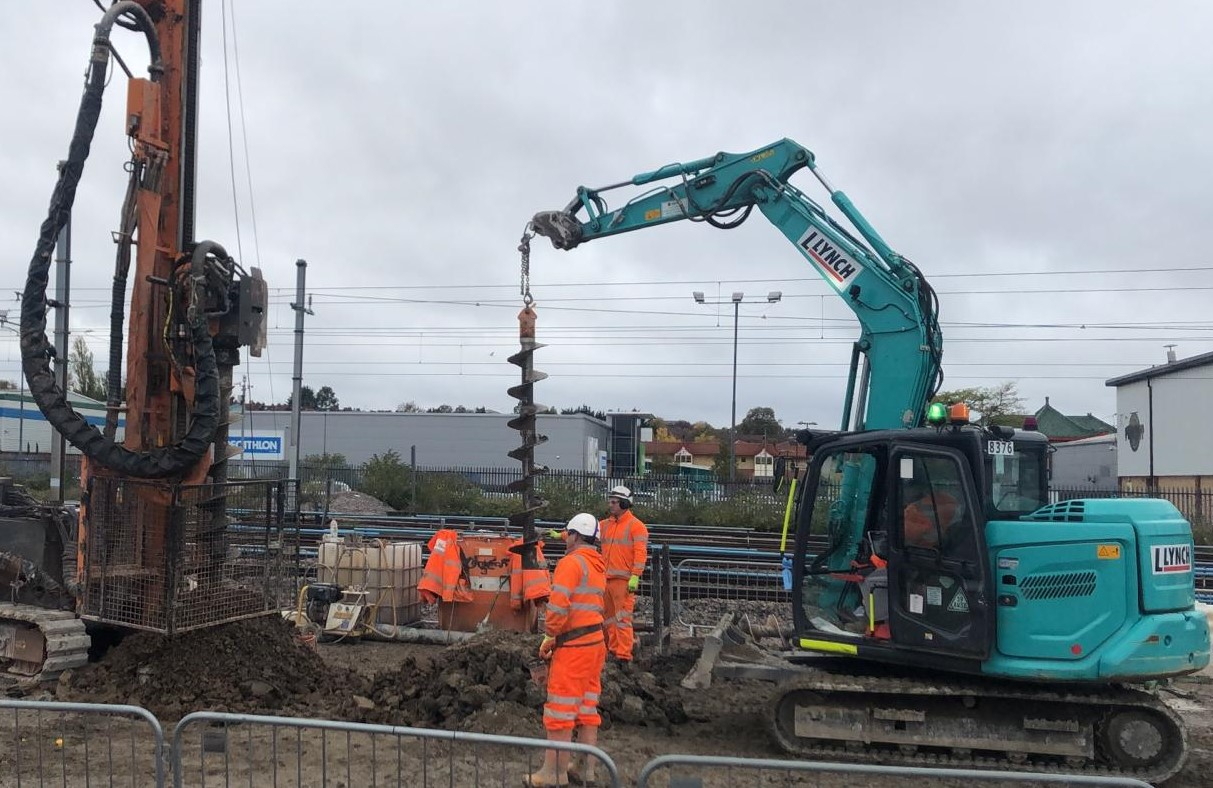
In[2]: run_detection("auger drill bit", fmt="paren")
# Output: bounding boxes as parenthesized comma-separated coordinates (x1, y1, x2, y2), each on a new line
(507, 304, 548, 570)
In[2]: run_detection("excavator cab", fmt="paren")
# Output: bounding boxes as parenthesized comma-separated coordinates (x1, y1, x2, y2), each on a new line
(791, 423, 1050, 669)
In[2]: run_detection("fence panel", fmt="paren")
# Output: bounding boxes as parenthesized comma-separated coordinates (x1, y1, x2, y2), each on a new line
(171, 711, 619, 788)
(636, 753, 1153, 787)
(673, 558, 789, 633)
(0, 699, 166, 787)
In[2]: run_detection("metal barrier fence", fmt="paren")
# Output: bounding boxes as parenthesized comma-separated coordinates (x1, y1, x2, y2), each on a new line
(635, 754, 1153, 787)
(171, 711, 620, 788)
(673, 558, 789, 633)
(0, 699, 166, 787)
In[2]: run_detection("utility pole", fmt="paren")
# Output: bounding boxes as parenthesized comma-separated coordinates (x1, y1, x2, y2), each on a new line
(730, 294, 740, 482)
(50, 160, 72, 500)
(694, 289, 782, 483)
(288, 259, 312, 488)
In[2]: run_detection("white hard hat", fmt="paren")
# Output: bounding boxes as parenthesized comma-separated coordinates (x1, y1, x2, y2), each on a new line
(608, 485, 632, 504)
(565, 512, 600, 540)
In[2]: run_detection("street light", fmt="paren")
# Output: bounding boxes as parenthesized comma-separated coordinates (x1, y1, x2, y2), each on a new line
(0, 312, 25, 453)
(692, 289, 783, 481)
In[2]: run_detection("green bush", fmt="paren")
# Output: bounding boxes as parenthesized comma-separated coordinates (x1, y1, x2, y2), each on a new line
(358, 450, 413, 511)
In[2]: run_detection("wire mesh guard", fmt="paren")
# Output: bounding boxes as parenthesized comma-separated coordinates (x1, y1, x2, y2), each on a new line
(81, 477, 297, 634)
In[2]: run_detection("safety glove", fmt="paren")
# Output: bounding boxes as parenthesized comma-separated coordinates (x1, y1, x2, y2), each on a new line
(627, 575, 640, 593)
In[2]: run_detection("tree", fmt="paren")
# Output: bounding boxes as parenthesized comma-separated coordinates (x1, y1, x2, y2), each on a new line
(428, 404, 454, 413)
(303, 452, 347, 468)
(932, 382, 1025, 426)
(396, 401, 422, 413)
(69, 336, 106, 401)
(314, 385, 339, 411)
(287, 386, 317, 410)
(359, 449, 412, 510)
(738, 406, 781, 439)
(0, 380, 15, 390)
(560, 404, 607, 421)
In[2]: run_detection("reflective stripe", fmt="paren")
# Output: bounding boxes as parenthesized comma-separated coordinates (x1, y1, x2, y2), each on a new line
(546, 603, 568, 615)
(552, 584, 573, 596)
(573, 554, 590, 582)
(584, 692, 600, 701)
(616, 621, 632, 630)
(578, 706, 596, 715)
(574, 585, 604, 596)
(606, 569, 632, 578)
(602, 616, 615, 626)
(570, 602, 603, 613)
(547, 693, 581, 705)
(543, 709, 578, 721)
(523, 577, 548, 588)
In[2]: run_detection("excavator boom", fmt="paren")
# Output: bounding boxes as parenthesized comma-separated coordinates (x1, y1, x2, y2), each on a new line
(531, 138, 943, 430)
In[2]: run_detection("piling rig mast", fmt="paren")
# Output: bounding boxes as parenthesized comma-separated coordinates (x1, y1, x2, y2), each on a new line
(2, 0, 271, 683)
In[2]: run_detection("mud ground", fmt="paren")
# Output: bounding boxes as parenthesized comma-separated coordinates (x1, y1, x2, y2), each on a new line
(3, 616, 1210, 786)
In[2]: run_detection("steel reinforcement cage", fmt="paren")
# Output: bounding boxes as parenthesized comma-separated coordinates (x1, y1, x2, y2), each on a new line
(81, 476, 298, 634)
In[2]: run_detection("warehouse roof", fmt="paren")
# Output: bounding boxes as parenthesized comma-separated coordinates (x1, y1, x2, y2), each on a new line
(1106, 349, 1213, 387)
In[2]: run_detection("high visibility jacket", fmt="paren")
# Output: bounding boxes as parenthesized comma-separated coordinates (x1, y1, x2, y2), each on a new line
(418, 529, 473, 603)
(544, 546, 606, 647)
(508, 538, 551, 610)
(599, 510, 648, 582)
(903, 492, 958, 549)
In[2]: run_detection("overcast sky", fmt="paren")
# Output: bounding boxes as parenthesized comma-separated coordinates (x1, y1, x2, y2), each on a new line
(3, 1, 1212, 435)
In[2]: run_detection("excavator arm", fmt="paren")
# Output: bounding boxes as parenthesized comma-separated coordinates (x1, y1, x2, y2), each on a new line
(530, 138, 943, 430)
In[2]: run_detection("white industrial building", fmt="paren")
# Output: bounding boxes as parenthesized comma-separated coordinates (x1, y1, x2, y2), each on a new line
(1106, 349, 1213, 491)
(0, 390, 123, 454)
(231, 409, 635, 472)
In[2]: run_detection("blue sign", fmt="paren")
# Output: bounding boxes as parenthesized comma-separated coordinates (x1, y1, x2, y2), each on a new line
(229, 433, 284, 459)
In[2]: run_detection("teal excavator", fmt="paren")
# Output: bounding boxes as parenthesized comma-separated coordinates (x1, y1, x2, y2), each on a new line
(527, 138, 1210, 783)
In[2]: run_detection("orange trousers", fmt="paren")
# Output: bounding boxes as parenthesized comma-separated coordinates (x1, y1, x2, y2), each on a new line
(543, 641, 606, 732)
(603, 579, 635, 661)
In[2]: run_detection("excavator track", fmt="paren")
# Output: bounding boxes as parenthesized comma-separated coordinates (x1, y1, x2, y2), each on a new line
(768, 666, 1188, 784)
(0, 604, 90, 688)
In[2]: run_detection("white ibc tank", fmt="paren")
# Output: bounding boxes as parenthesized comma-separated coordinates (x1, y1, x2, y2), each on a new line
(317, 532, 423, 626)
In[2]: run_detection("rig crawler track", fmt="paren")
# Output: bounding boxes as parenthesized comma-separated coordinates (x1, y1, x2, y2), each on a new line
(768, 667, 1188, 784)
(0, 604, 90, 687)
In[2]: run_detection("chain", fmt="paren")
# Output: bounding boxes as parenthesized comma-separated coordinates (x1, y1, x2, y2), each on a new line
(518, 224, 535, 306)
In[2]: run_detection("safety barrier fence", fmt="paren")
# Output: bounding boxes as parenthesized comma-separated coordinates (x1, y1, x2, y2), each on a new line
(672, 558, 789, 633)
(634, 754, 1154, 787)
(0, 699, 167, 787)
(171, 711, 619, 788)
(0, 700, 1169, 787)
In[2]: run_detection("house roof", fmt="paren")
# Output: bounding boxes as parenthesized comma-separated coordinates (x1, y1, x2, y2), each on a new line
(1105, 349, 1213, 387)
(733, 440, 808, 458)
(644, 441, 720, 457)
(1029, 398, 1114, 442)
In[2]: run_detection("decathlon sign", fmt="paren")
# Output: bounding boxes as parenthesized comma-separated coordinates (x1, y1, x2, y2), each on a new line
(229, 431, 285, 460)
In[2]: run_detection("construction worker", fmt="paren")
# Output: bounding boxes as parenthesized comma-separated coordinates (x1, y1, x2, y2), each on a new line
(599, 485, 648, 663)
(902, 478, 959, 549)
(527, 512, 607, 788)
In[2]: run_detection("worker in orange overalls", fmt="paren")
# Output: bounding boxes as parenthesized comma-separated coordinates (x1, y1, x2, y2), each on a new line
(527, 513, 607, 788)
(599, 485, 648, 663)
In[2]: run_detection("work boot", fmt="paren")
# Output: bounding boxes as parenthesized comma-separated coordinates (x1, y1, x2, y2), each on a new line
(568, 725, 599, 786)
(525, 729, 572, 786)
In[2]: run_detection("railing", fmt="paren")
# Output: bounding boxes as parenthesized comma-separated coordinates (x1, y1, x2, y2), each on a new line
(0, 699, 167, 787)
(171, 711, 618, 788)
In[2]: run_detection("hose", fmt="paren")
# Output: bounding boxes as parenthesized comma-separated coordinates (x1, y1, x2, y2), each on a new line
(20, 3, 222, 479)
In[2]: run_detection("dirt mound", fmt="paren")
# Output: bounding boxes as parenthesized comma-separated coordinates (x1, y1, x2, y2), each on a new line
(355, 630, 686, 731)
(65, 615, 366, 720)
(357, 630, 545, 728)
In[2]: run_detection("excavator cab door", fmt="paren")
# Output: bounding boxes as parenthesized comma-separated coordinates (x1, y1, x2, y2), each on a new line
(885, 444, 992, 659)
